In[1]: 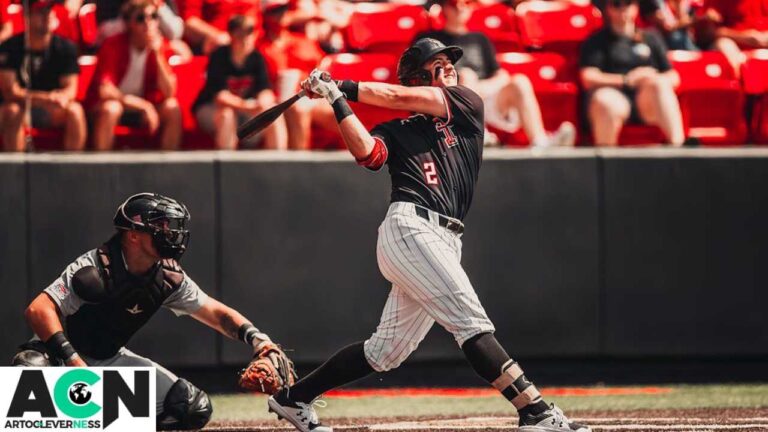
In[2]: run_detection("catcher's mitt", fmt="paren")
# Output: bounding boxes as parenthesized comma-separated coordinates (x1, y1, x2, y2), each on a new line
(238, 342, 297, 394)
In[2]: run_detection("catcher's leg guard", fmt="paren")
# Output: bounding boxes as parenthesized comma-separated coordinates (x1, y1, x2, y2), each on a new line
(156, 378, 212, 430)
(11, 341, 59, 366)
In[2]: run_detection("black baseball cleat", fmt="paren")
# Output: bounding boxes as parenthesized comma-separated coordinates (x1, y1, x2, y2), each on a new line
(268, 389, 332, 432)
(518, 403, 591, 432)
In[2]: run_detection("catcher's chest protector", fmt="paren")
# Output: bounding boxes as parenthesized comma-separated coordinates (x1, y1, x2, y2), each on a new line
(65, 235, 184, 360)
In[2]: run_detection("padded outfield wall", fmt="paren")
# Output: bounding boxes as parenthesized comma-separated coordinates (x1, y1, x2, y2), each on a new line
(0, 149, 766, 367)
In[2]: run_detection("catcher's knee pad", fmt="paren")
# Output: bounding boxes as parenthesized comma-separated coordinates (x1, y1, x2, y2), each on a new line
(492, 360, 543, 410)
(363, 336, 421, 372)
(12, 349, 52, 367)
(156, 378, 212, 431)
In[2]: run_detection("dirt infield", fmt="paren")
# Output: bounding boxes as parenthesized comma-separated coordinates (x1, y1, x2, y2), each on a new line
(204, 408, 768, 431)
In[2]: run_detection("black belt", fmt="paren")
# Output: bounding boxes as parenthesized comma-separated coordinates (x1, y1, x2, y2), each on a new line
(415, 206, 464, 234)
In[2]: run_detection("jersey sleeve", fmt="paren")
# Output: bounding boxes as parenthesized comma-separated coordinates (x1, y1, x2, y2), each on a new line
(249, 51, 272, 95)
(579, 32, 605, 70)
(645, 30, 671, 72)
(162, 273, 209, 316)
(441, 85, 484, 135)
(0, 36, 22, 71)
(58, 38, 80, 76)
(43, 250, 98, 317)
(480, 34, 500, 78)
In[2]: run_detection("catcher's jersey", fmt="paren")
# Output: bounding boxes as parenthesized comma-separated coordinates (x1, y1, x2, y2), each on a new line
(43, 236, 208, 359)
(371, 85, 484, 221)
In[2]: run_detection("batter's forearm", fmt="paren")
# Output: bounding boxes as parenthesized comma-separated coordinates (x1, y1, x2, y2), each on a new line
(358, 82, 446, 118)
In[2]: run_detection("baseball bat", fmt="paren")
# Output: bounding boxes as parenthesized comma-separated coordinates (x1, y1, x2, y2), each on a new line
(237, 90, 307, 141)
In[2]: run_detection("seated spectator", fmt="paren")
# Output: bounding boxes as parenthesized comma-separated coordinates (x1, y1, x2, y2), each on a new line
(97, 0, 192, 61)
(283, 0, 351, 53)
(176, 0, 258, 54)
(640, 0, 698, 50)
(193, 14, 286, 149)
(697, 0, 768, 76)
(87, 0, 181, 150)
(259, 0, 326, 149)
(0, 0, 86, 151)
(417, 0, 576, 147)
(580, 0, 685, 146)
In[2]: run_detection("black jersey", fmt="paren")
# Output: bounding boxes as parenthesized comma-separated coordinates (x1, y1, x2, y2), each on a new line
(371, 85, 484, 221)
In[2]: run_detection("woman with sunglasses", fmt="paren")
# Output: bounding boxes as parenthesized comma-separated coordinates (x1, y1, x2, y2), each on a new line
(86, 0, 182, 151)
(580, 0, 687, 146)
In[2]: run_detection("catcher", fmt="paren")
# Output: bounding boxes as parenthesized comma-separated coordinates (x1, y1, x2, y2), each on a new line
(11, 192, 295, 430)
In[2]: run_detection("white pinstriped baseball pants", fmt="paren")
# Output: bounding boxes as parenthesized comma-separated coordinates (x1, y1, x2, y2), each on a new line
(363, 202, 496, 372)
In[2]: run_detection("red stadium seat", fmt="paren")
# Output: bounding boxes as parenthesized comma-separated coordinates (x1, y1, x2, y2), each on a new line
(494, 51, 579, 146)
(742, 49, 768, 144)
(669, 50, 746, 146)
(77, 55, 97, 102)
(6, 2, 80, 41)
(79, 3, 97, 48)
(6, 3, 22, 34)
(429, 2, 521, 53)
(344, 3, 429, 54)
(171, 55, 214, 150)
(316, 53, 410, 149)
(515, 0, 602, 70)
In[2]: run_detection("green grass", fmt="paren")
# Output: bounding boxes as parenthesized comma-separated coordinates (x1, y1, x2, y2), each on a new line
(209, 384, 768, 421)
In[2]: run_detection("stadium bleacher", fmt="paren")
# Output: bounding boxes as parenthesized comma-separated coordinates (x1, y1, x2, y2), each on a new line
(2, 0, 768, 150)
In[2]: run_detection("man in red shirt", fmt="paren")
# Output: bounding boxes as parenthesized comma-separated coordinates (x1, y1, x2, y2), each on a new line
(700, 0, 768, 74)
(88, 0, 181, 151)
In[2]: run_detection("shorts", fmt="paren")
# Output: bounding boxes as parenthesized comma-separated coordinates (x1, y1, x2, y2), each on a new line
(194, 103, 251, 135)
(581, 87, 644, 130)
(30, 106, 54, 129)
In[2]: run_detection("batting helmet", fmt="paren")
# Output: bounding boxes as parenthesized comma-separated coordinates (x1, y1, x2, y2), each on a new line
(397, 38, 463, 86)
(114, 193, 191, 260)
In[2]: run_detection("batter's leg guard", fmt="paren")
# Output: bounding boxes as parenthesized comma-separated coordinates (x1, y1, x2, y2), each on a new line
(492, 360, 545, 410)
(156, 378, 212, 430)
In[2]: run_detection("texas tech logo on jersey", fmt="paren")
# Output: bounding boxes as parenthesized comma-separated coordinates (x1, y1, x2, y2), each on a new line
(434, 119, 457, 148)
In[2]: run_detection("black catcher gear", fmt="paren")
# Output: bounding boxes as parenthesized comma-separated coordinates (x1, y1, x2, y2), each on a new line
(157, 378, 213, 430)
(397, 38, 463, 86)
(11, 341, 61, 366)
(114, 193, 191, 260)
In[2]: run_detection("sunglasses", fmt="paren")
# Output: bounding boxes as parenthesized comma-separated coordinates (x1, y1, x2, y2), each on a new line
(134, 12, 159, 23)
(608, 0, 635, 7)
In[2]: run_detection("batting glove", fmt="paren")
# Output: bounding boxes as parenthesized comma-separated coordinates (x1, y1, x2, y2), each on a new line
(308, 69, 344, 104)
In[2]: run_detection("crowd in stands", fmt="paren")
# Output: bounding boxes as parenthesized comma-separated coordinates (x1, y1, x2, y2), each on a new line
(0, 0, 767, 151)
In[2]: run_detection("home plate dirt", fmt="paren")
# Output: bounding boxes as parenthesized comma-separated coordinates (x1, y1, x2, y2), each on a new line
(205, 408, 768, 431)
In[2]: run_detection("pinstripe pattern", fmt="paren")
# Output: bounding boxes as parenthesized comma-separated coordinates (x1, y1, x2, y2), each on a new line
(364, 202, 495, 372)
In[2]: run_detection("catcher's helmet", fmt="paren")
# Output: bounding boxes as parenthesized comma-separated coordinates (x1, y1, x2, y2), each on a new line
(114, 193, 191, 260)
(397, 38, 463, 86)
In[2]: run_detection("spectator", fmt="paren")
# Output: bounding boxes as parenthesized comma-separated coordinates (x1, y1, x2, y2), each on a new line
(417, 0, 576, 147)
(259, 0, 326, 149)
(0, 0, 12, 43)
(97, 0, 192, 61)
(639, 0, 698, 50)
(580, 0, 685, 146)
(0, 0, 86, 151)
(193, 14, 286, 149)
(282, 0, 351, 53)
(87, 0, 181, 150)
(176, 0, 258, 54)
(698, 0, 768, 76)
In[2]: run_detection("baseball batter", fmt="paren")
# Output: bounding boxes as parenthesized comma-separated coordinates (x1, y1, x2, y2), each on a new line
(13, 193, 296, 430)
(267, 38, 591, 432)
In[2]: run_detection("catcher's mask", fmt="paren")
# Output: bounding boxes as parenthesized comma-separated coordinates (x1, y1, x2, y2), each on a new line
(114, 193, 191, 260)
(397, 38, 463, 87)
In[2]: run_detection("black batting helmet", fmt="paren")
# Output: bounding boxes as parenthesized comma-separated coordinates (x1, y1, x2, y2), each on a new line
(114, 193, 191, 260)
(397, 38, 463, 86)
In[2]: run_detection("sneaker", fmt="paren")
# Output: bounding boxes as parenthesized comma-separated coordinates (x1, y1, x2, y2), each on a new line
(534, 122, 577, 148)
(268, 389, 332, 432)
(518, 403, 591, 432)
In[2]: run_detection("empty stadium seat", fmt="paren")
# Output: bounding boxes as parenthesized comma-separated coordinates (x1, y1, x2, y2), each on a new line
(170, 56, 214, 150)
(742, 49, 768, 144)
(429, 2, 521, 53)
(316, 53, 410, 149)
(515, 0, 602, 69)
(79, 3, 97, 48)
(669, 50, 746, 146)
(344, 3, 429, 55)
(494, 51, 579, 146)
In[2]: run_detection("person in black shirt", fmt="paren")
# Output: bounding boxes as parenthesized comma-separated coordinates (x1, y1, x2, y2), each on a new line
(415, 0, 575, 148)
(0, 0, 86, 152)
(265, 38, 591, 432)
(580, 0, 685, 146)
(193, 14, 286, 149)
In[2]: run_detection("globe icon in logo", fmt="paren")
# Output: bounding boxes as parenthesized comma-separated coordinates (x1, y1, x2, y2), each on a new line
(68, 382, 92, 405)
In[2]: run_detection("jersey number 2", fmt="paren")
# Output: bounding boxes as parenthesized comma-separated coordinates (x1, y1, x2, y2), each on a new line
(423, 162, 438, 185)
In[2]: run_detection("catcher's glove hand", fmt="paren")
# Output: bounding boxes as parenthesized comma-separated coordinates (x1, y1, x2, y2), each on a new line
(238, 342, 297, 395)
